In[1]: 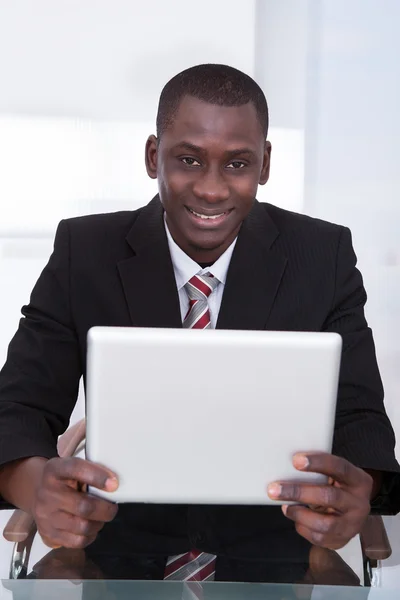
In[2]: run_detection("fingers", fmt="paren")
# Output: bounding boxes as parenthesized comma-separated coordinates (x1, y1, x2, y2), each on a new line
(267, 482, 353, 513)
(36, 493, 117, 550)
(36, 484, 118, 523)
(282, 500, 370, 551)
(296, 523, 345, 551)
(46, 457, 119, 492)
(291, 453, 372, 491)
(41, 530, 98, 550)
(52, 511, 106, 538)
(284, 505, 336, 535)
(267, 453, 373, 508)
(33, 457, 120, 550)
(66, 490, 119, 523)
(269, 453, 373, 552)
(284, 505, 349, 550)
(36, 494, 118, 549)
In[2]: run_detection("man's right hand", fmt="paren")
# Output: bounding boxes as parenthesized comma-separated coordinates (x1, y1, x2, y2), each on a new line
(32, 457, 119, 549)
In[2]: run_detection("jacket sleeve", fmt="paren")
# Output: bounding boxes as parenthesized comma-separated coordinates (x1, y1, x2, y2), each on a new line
(0, 220, 82, 473)
(324, 226, 400, 514)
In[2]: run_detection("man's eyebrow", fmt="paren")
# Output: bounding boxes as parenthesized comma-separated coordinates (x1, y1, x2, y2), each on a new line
(226, 148, 257, 158)
(173, 142, 257, 158)
(173, 142, 205, 154)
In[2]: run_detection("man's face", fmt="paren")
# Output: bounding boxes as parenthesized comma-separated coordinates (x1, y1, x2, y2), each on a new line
(145, 95, 271, 263)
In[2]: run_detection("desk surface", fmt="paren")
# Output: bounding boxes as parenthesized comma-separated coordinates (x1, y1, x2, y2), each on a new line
(1, 579, 400, 599)
(4, 516, 400, 592)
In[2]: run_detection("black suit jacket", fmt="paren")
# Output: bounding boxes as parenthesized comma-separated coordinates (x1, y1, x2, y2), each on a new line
(0, 196, 399, 579)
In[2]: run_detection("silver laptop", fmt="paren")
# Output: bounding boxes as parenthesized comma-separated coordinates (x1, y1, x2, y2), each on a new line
(86, 327, 341, 505)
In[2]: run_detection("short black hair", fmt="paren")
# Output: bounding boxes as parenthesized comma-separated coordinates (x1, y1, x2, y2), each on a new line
(156, 63, 269, 139)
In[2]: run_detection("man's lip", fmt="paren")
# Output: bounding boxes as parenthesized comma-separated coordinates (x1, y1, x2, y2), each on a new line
(185, 206, 233, 217)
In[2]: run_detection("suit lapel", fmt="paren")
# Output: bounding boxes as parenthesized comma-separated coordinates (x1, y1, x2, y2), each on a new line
(117, 196, 182, 328)
(217, 201, 287, 331)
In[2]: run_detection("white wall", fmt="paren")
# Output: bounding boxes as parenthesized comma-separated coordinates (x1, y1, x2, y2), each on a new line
(0, 0, 256, 119)
(305, 0, 400, 433)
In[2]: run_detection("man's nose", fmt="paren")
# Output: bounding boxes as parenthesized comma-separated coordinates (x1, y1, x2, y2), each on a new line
(192, 168, 230, 204)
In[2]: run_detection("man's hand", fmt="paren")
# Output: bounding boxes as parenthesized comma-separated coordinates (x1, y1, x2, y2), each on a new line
(267, 453, 373, 550)
(32, 457, 119, 549)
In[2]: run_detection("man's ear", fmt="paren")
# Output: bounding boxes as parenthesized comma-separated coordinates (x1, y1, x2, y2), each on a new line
(145, 135, 158, 179)
(259, 141, 272, 185)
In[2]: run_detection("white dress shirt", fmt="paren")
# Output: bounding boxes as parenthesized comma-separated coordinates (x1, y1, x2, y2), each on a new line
(164, 219, 237, 328)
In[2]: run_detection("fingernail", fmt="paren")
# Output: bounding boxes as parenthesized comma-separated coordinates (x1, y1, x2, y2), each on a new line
(282, 505, 288, 516)
(267, 483, 282, 498)
(105, 477, 119, 491)
(293, 454, 309, 470)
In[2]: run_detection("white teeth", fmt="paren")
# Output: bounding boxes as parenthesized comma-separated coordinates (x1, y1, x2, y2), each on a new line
(189, 208, 225, 220)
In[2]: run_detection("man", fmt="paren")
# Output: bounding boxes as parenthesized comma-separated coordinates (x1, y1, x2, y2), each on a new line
(0, 64, 399, 583)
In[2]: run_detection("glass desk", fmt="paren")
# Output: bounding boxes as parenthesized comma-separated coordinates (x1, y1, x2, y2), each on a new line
(4, 514, 400, 594)
(1, 579, 400, 600)
(9, 544, 366, 584)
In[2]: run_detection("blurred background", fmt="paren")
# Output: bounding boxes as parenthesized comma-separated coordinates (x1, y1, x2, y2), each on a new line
(0, 0, 399, 580)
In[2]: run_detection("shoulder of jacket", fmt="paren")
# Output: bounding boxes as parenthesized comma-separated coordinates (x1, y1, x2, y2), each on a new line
(259, 201, 346, 238)
(61, 207, 142, 235)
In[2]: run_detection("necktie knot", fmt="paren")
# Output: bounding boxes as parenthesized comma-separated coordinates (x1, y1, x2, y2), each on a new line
(183, 273, 219, 329)
(184, 273, 219, 301)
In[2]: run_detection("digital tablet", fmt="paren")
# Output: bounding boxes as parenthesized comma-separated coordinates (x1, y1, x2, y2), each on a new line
(86, 327, 341, 505)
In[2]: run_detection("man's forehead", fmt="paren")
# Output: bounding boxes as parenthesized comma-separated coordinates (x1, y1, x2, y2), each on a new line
(163, 96, 263, 145)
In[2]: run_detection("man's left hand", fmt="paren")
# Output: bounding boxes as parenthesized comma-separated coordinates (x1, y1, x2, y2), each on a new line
(267, 453, 373, 550)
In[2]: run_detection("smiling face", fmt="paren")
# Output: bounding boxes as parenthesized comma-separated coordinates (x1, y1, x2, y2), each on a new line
(145, 95, 271, 264)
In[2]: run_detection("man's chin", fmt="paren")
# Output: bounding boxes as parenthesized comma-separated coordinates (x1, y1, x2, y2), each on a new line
(188, 236, 227, 254)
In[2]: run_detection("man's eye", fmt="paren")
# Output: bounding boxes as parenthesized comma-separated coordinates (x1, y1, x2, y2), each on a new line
(181, 157, 201, 167)
(227, 161, 246, 169)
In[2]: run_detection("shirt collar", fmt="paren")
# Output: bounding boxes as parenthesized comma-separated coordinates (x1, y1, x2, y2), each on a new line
(164, 216, 237, 291)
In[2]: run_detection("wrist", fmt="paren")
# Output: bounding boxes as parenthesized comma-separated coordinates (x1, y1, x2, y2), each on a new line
(0, 456, 48, 514)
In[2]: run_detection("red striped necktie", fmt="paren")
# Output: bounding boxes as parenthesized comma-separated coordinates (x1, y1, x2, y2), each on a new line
(163, 273, 219, 586)
(183, 273, 219, 329)
(164, 550, 216, 581)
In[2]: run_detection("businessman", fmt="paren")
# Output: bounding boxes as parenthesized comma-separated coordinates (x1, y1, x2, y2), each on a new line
(0, 64, 399, 583)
